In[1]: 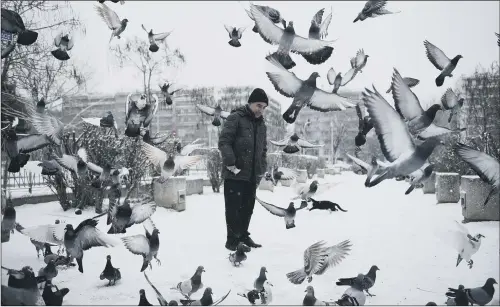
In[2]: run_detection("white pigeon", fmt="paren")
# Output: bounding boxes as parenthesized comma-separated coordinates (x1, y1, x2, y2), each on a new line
(441, 221, 485, 269)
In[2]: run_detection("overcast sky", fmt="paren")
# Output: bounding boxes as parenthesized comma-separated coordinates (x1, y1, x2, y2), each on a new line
(67, 1, 499, 110)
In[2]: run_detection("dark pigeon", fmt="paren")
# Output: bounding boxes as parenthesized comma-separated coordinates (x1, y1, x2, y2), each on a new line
(424, 40, 462, 87)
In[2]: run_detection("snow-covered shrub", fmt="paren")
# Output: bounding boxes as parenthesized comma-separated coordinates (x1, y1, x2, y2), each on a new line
(206, 149, 222, 193)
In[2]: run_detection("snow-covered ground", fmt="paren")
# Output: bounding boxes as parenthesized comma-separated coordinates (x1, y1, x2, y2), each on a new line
(2, 172, 499, 305)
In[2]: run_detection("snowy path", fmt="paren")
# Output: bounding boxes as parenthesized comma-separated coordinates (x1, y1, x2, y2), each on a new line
(2, 172, 498, 305)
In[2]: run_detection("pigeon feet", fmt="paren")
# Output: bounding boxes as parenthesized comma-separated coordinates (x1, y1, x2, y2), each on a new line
(155, 258, 161, 266)
(307, 277, 313, 283)
(365, 290, 376, 297)
(467, 260, 474, 269)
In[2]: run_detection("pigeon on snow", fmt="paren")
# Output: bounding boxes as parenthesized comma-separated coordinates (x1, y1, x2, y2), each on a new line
(237, 280, 273, 305)
(301, 8, 334, 66)
(405, 163, 434, 195)
(228, 242, 251, 266)
(245, 5, 286, 34)
(1, 267, 40, 305)
(286, 239, 352, 284)
(42, 280, 70, 306)
(270, 133, 323, 154)
(335, 280, 367, 306)
(424, 40, 462, 87)
(354, 103, 374, 147)
(3, 128, 52, 173)
(254, 267, 270, 292)
(447, 278, 497, 306)
(121, 219, 161, 272)
(139, 288, 154, 306)
(179, 288, 231, 306)
(292, 180, 340, 202)
(37, 260, 58, 288)
(142, 24, 172, 52)
(336, 265, 380, 297)
(445, 284, 469, 306)
(256, 197, 306, 229)
(100, 255, 121, 286)
(51, 32, 74, 61)
(249, 3, 335, 70)
(266, 56, 357, 124)
(224, 25, 246, 48)
(361, 86, 444, 188)
(386, 76, 419, 94)
(196, 104, 230, 127)
(125, 93, 159, 137)
(1, 8, 38, 45)
(327, 66, 358, 93)
(440, 88, 464, 123)
(455, 142, 499, 206)
(172, 266, 205, 299)
(303, 286, 332, 306)
(95, 3, 128, 43)
(353, 0, 400, 23)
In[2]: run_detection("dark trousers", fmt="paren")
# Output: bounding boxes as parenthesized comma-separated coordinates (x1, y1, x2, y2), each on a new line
(224, 179, 256, 242)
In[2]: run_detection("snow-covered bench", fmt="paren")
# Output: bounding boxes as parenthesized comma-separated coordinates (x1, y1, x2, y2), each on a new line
(460, 175, 500, 222)
(436, 172, 460, 204)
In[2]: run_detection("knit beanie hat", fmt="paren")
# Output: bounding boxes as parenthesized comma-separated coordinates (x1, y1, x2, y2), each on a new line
(248, 88, 269, 105)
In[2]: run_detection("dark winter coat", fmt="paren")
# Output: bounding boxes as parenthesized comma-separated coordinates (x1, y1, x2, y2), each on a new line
(219, 105, 268, 183)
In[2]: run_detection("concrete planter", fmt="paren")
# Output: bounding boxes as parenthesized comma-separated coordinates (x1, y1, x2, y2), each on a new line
(153, 177, 186, 212)
(460, 175, 499, 222)
(280, 179, 294, 187)
(316, 169, 325, 178)
(259, 179, 274, 192)
(436, 172, 460, 204)
(186, 178, 204, 195)
(422, 171, 436, 194)
(332, 167, 341, 175)
(296, 169, 308, 183)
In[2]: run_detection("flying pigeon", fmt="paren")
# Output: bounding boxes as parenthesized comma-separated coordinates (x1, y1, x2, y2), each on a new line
(286, 239, 352, 284)
(81, 111, 119, 138)
(159, 83, 182, 106)
(95, 3, 128, 43)
(391, 68, 445, 137)
(42, 280, 70, 306)
(16, 222, 67, 255)
(54, 148, 91, 179)
(447, 278, 497, 306)
(350, 49, 369, 73)
(144, 272, 178, 306)
(1, 8, 38, 45)
(1, 41, 16, 59)
(245, 5, 286, 33)
(336, 265, 380, 297)
(256, 197, 305, 229)
(139, 289, 153, 306)
(424, 40, 463, 87)
(455, 142, 499, 206)
(121, 219, 161, 272)
(51, 32, 74, 61)
(303, 286, 331, 306)
(327, 66, 358, 93)
(173, 266, 205, 299)
(271, 165, 298, 185)
(292, 180, 339, 201)
(143, 130, 169, 146)
(176, 138, 205, 156)
(386, 76, 419, 94)
(266, 56, 357, 124)
(107, 192, 157, 234)
(249, 3, 335, 70)
(195, 104, 230, 127)
(354, 104, 373, 147)
(38, 159, 64, 176)
(445, 284, 468, 306)
(405, 163, 434, 195)
(224, 25, 246, 47)
(353, 0, 400, 23)
(301, 8, 334, 66)
(346, 153, 382, 180)
(228, 242, 251, 266)
(24, 99, 66, 145)
(141, 141, 202, 183)
(125, 93, 159, 137)
(100, 255, 121, 286)
(361, 86, 444, 187)
(3, 128, 53, 173)
(440, 88, 464, 123)
(142, 24, 172, 52)
(270, 133, 323, 154)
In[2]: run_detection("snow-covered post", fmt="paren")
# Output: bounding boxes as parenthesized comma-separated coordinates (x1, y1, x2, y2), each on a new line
(153, 176, 186, 211)
(460, 175, 499, 222)
(422, 171, 436, 194)
(435, 172, 460, 204)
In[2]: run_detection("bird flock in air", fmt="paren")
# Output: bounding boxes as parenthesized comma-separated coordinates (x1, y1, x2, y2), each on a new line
(1, 0, 499, 306)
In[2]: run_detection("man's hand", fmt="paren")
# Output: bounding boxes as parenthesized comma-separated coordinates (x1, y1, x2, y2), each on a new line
(226, 165, 241, 175)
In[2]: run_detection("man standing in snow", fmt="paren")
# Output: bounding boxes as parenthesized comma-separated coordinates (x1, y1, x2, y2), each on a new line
(219, 88, 269, 251)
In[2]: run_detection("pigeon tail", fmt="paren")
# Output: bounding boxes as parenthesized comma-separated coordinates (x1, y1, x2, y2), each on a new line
(51, 49, 70, 61)
(283, 145, 300, 154)
(336, 278, 354, 286)
(228, 39, 242, 47)
(59, 288, 70, 297)
(482, 187, 497, 207)
(456, 254, 463, 267)
(140, 258, 150, 272)
(435, 73, 446, 87)
(405, 184, 416, 195)
(353, 15, 360, 23)
(285, 222, 296, 229)
(8, 154, 30, 173)
(286, 268, 307, 284)
(266, 52, 296, 70)
(149, 43, 159, 53)
(366, 169, 390, 188)
(1, 229, 11, 243)
(301, 47, 334, 65)
(212, 117, 222, 127)
(16, 30, 38, 46)
(252, 25, 259, 33)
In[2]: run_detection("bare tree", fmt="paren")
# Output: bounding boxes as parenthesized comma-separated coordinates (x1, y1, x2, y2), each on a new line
(331, 117, 348, 163)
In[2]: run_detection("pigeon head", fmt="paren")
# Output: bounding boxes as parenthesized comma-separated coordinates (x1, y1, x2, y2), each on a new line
(425, 104, 443, 118)
(284, 21, 295, 34)
(424, 165, 434, 176)
(451, 55, 463, 65)
(122, 18, 129, 24)
(308, 72, 320, 81)
(21, 266, 34, 274)
(458, 285, 465, 290)
(260, 266, 267, 274)
(168, 300, 178, 306)
(106, 255, 111, 260)
(37, 98, 46, 108)
(196, 265, 205, 273)
(371, 265, 380, 271)
(139, 289, 146, 295)
(152, 228, 160, 235)
(305, 285, 314, 293)
(204, 287, 213, 296)
(61, 35, 70, 42)
(290, 133, 299, 142)
(355, 133, 366, 146)
(64, 224, 74, 231)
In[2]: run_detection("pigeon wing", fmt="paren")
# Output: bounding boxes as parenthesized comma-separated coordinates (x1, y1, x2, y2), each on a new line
(76, 225, 117, 250)
(220, 110, 231, 119)
(308, 89, 357, 112)
(81, 117, 102, 127)
(404, 77, 420, 88)
(144, 273, 169, 306)
(318, 9, 333, 39)
(441, 88, 458, 109)
(354, 49, 366, 67)
(237, 27, 246, 39)
(314, 239, 352, 275)
(196, 104, 216, 116)
(19, 224, 65, 245)
(153, 31, 172, 41)
(16, 134, 51, 154)
(277, 167, 298, 180)
(304, 241, 327, 275)
(255, 197, 287, 217)
(346, 153, 371, 172)
(297, 138, 323, 148)
(417, 123, 460, 139)
(362, 86, 415, 162)
(86, 161, 103, 174)
(141, 142, 167, 167)
(270, 138, 288, 147)
(266, 56, 303, 98)
(174, 155, 202, 171)
(391, 68, 424, 120)
(129, 203, 157, 225)
(95, 3, 122, 30)
(249, 4, 284, 45)
(341, 68, 358, 86)
(327, 68, 337, 85)
(424, 40, 451, 71)
(455, 143, 500, 188)
(54, 32, 63, 47)
(121, 234, 150, 256)
(180, 143, 203, 156)
(224, 24, 234, 35)
(54, 155, 79, 173)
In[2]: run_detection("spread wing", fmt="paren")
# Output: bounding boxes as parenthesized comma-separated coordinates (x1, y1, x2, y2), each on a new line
(129, 203, 157, 225)
(304, 241, 327, 275)
(220, 110, 231, 119)
(297, 138, 323, 148)
(455, 143, 500, 187)
(86, 161, 103, 174)
(141, 142, 167, 167)
(327, 68, 336, 85)
(224, 24, 234, 35)
(81, 117, 101, 127)
(417, 123, 461, 139)
(441, 88, 459, 109)
(180, 143, 204, 156)
(318, 8, 333, 39)
(54, 154, 79, 173)
(314, 239, 352, 275)
(270, 137, 288, 147)
(341, 68, 358, 86)
(255, 197, 287, 217)
(237, 27, 246, 38)
(18, 224, 65, 245)
(153, 31, 172, 41)
(424, 40, 451, 71)
(174, 155, 202, 171)
(346, 153, 371, 172)
(54, 32, 63, 47)
(391, 68, 424, 120)
(76, 225, 117, 250)
(308, 89, 357, 112)
(355, 49, 366, 67)
(121, 234, 150, 256)
(95, 3, 122, 30)
(16, 134, 51, 154)
(266, 56, 303, 98)
(277, 167, 298, 180)
(362, 86, 415, 162)
(196, 104, 216, 116)
(404, 77, 420, 88)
